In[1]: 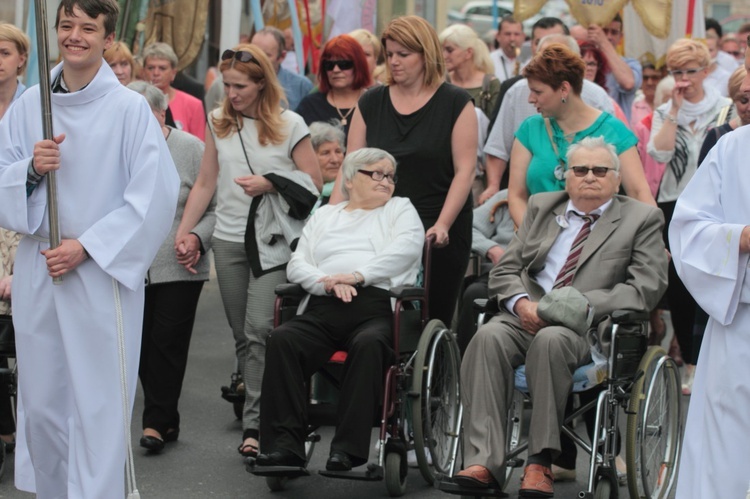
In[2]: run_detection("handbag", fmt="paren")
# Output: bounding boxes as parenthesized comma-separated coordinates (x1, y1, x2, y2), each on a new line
(0, 315, 15, 356)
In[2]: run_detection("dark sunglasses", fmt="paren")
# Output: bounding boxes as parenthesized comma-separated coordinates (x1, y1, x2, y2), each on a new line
(322, 59, 354, 71)
(221, 49, 258, 65)
(569, 166, 614, 178)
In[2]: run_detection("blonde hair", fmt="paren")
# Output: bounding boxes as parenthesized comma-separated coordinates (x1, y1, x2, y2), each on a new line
(381, 16, 445, 88)
(666, 39, 710, 70)
(439, 24, 494, 75)
(103, 41, 136, 81)
(728, 65, 748, 101)
(212, 44, 287, 145)
(0, 23, 30, 75)
(349, 28, 381, 63)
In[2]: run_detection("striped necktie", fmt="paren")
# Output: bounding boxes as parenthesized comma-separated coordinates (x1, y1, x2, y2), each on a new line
(553, 213, 600, 289)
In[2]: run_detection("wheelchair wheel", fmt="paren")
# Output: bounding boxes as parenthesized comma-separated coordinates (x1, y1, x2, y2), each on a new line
(411, 319, 461, 485)
(385, 451, 407, 497)
(594, 479, 611, 499)
(626, 346, 681, 499)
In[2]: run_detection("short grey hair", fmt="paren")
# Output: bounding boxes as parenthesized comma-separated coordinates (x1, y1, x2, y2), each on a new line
(127, 81, 168, 112)
(142, 42, 178, 68)
(538, 34, 581, 55)
(566, 136, 620, 174)
(255, 27, 286, 56)
(309, 121, 346, 153)
(340, 148, 397, 196)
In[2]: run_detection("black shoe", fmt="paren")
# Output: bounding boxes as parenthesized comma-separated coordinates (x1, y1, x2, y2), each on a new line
(256, 449, 306, 467)
(140, 435, 165, 453)
(326, 451, 353, 471)
(163, 429, 180, 443)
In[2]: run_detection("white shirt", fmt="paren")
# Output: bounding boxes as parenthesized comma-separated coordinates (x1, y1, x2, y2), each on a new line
(490, 49, 518, 82)
(505, 199, 611, 314)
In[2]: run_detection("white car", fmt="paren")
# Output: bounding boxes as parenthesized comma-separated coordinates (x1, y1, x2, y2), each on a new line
(447, 0, 574, 39)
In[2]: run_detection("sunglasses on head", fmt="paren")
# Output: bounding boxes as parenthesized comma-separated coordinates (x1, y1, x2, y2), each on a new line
(322, 59, 354, 71)
(569, 166, 614, 178)
(221, 49, 258, 64)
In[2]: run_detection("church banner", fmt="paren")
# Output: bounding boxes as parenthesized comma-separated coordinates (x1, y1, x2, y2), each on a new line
(143, 0, 210, 71)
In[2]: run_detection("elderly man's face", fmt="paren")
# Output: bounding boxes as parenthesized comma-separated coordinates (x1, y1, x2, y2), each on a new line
(565, 147, 621, 210)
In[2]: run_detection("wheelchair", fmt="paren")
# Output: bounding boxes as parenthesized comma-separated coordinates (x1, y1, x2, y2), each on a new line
(439, 305, 683, 499)
(246, 236, 463, 496)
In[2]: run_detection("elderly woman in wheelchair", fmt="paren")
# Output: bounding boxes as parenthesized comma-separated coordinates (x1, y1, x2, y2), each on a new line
(453, 137, 670, 498)
(255, 148, 425, 472)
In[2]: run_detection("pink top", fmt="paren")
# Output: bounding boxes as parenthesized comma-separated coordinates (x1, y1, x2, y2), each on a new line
(630, 97, 652, 131)
(634, 113, 666, 198)
(170, 89, 206, 141)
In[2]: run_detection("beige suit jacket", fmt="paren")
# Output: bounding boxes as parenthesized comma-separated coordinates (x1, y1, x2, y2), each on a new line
(489, 191, 668, 326)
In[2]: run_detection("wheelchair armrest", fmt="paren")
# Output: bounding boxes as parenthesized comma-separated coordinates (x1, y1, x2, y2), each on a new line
(275, 283, 305, 297)
(389, 286, 425, 299)
(473, 298, 489, 312)
(611, 310, 649, 324)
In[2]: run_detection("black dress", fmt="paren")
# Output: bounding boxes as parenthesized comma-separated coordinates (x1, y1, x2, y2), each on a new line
(358, 83, 473, 325)
(295, 91, 352, 141)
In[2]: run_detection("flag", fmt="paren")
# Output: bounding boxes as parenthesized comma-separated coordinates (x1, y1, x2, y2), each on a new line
(623, 0, 705, 68)
(25, 0, 39, 87)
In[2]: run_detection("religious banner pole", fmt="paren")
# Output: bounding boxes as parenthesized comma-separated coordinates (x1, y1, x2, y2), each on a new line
(34, 0, 63, 284)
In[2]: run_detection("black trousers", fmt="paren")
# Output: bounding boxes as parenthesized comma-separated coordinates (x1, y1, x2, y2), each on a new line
(659, 200, 698, 364)
(0, 357, 14, 435)
(424, 210, 472, 327)
(139, 280, 204, 435)
(456, 274, 489, 356)
(260, 287, 394, 462)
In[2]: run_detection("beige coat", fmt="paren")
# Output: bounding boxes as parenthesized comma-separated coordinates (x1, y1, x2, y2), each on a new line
(0, 228, 20, 315)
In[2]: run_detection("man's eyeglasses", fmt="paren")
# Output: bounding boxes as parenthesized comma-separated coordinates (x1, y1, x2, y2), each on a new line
(569, 166, 614, 178)
(322, 59, 355, 71)
(668, 67, 705, 78)
(643, 74, 662, 82)
(357, 170, 397, 184)
(221, 49, 258, 65)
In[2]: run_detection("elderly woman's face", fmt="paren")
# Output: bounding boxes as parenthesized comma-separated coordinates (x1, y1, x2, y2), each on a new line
(347, 158, 396, 205)
(316, 141, 344, 183)
(109, 57, 132, 85)
(143, 57, 176, 92)
(442, 41, 470, 72)
(669, 61, 708, 102)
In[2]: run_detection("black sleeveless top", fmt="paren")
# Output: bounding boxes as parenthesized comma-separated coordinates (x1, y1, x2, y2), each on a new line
(358, 82, 472, 223)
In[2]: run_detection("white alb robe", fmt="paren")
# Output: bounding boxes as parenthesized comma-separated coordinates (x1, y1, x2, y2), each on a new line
(0, 61, 179, 498)
(669, 125, 750, 499)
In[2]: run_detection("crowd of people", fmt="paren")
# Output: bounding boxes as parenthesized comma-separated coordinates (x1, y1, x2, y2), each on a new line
(1, 0, 750, 497)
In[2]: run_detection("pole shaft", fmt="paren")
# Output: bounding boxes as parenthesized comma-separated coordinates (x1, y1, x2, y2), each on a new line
(35, 0, 62, 284)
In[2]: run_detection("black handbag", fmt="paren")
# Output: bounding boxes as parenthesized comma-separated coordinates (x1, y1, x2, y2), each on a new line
(0, 315, 15, 356)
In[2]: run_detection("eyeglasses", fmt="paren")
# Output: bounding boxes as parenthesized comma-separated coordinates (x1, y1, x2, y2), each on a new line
(357, 169, 397, 184)
(668, 67, 705, 78)
(643, 74, 662, 82)
(322, 59, 355, 71)
(221, 49, 258, 65)
(569, 166, 614, 178)
(725, 50, 742, 57)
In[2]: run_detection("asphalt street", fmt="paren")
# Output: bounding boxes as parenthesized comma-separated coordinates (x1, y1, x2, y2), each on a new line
(0, 271, 686, 498)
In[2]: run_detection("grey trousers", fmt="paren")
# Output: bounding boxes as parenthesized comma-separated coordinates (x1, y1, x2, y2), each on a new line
(460, 313, 591, 485)
(213, 238, 287, 432)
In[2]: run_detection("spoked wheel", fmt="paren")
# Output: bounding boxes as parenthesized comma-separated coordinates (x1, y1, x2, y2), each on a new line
(411, 319, 462, 485)
(385, 451, 407, 497)
(626, 346, 682, 498)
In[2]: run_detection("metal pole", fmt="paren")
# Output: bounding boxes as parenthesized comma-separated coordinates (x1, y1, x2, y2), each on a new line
(34, 0, 62, 284)
(119, 0, 133, 42)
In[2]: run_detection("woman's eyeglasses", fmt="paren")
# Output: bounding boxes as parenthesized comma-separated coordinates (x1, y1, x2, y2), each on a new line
(568, 166, 614, 178)
(357, 170, 397, 184)
(322, 59, 354, 71)
(221, 49, 258, 65)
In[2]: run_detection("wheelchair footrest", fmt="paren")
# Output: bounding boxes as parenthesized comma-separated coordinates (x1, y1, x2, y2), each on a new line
(437, 476, 508, 497)
(245, 463, 310, 479)
(506, 457, 525, 468)
(318, 463, 384, 481)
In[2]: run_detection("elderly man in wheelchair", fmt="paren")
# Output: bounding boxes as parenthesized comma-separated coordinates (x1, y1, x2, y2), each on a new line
(453, 136, 668, 497)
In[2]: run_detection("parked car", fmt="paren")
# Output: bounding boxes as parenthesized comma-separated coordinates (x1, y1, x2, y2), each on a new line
(447, 0, 574, 39)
